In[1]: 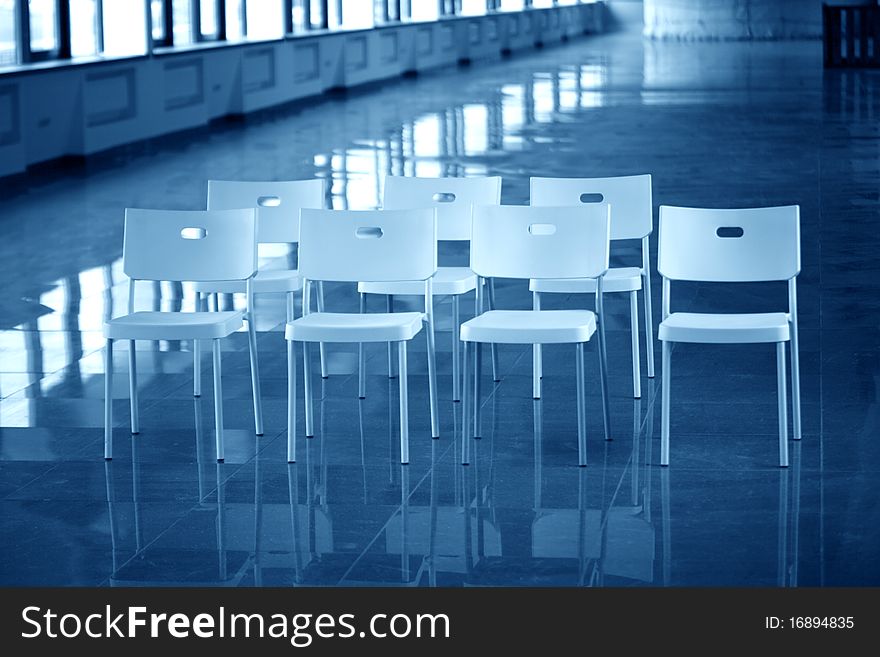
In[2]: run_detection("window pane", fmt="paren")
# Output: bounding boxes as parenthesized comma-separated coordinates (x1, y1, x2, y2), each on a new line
(500, 0, 524, 10)
(334, 0, 374, 29)
(0, 0, 16, 65)
(103, 0, 147, 55)
(532, 0, 553, 8)
(309, 0, 324, 28)
(246, 0, 283, 40)
(226, 0, 243, 39)
(460, 0, 486, 16)
(172, 0, 194, 45)
(410, 0, 438, 22)
(290, 0, 307, 33)
(151, 0, 166, 41)
(70, 0, 98, 57)
(29, 0, 58, 52)
(200, 0, 217, 37)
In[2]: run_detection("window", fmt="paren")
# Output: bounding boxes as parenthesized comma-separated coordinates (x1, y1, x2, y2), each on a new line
(199, 0, 220, 39)
(459, 0, 486, 17)
(0, 0, 18, 65)
(328, 0, 373, 30)
(171, 0, 193, 45)
(409, 0, 438, 22)
(225, 0, 243, 39)
(499, 0, 524, 10)
(28, 0, 58, 54)
(70, 0, 97, 57)
(246, 0, 283, 39)
(102, 0, 146, 56)
(151, 0, 166, 42)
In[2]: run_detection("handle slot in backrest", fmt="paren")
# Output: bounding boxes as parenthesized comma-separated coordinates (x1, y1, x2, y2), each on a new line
(257, 195, 281, 207)
(579, 193, 604, 204)
(356, 226, 384, 239)
(181, 227, 208, 240)
(528, 223, 557, 236)
(716, 226, 744, 238)
(432, 192, 457, 203)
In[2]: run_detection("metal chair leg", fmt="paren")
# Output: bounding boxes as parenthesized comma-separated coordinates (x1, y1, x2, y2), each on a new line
(194, 291, 203, 397)
(287, 340, 297, 463)
(661, 341, 671, 466)
(597, 322, 611, 442)
(386, 294, 395, 378)
(317, 281, 328, 378)
(246, 311, 264, 436)
(487, 278, 500, 382)
(630, 290, 642, 399)
(212, 339, 225, 462)
(104, 338, 114, 460)
(398, 341, 409, 464)
(777, 342, 790, 468)
(474, 341, 483, 439)
(303, 342, 314, 438)
(452, 295, 461, 402)
(462, 341, 471, 465)
(128, 340, 139, 434)
(643, 272, 656, 379)
(790, 332, 802, 441)
(358, 293, 366, 399)
(426, 315, 439, 439)
(576, 343, 587, 467)
(533, 291, 542, 399)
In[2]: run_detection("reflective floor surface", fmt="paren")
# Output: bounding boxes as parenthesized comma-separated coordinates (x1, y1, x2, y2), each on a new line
(1, 31, 878, 586)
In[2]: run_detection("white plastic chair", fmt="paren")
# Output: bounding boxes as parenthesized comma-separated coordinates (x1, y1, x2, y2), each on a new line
(460, 204, 612, 466)
(358, 176, 503, 401)
(193, 179, 326, 436)
(285, 208, 439, 464)
(657, 205, 802, 467)
(530, 174, 655, 400)
(103, 208, 258, 462)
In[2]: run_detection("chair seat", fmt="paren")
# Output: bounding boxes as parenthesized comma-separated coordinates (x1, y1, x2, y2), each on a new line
(529, 267, 643, 295)
(358, 266, 478, 297)
(460, 310, 596, 345)
(659, 312, 791, 344)
(285, 312, 426, 343)
(193, 269, 303, 295)
(104, 311, 244, 340)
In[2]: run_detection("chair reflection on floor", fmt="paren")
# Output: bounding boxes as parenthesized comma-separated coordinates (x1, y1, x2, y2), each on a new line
(105, 398, 250, 586)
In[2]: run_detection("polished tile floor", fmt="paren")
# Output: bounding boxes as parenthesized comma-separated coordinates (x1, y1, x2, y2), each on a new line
(0, 31, 877, 586)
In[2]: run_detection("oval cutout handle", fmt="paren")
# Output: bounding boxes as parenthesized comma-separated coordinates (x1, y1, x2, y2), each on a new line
(528, 223, 557, 236)
(181, 227, 208, 240)
(432, 192, 457, 203)
(257, 195, 281, 207)
(356, 226, 384, 239)
(579, 193, 604, 204)
(716, 226, 744, 238)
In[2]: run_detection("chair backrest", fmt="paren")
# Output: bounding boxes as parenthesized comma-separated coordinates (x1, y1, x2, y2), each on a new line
(298, 208, 437, 283)
(530, 174, 653, 240)
(470, 205, 610, 280)
(383, 175, 502, 241)
(207, 179, 324, 243)
(658, 205, 801, 282)
(123, 208, 257, 282)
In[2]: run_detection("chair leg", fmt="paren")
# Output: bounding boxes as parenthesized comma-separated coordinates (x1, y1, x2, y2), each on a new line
(462, 341, 471, 465)
(630, 290, 642, 399)
(661, 341, 671, 466)
(287, 340, 297, 463)
(303, 342, 314, 438)
(597, 319, 612, 442)
(358, 293, 366, 399)
(643, 271, 656, 379)
(474, 342, 483, 439)
(426, 314, 440, 439)
(246, 311, 264, 436)
(777, 342, 790, 468)
(194, 293, 202, 398)
(212, 338, 225, 462)
(533, 291, 542, 399)
(398, 341, 410, 465)
(576, 342, 587, 467)
(316, 281, 328, 379)
(452, 295, 461, 402)
(790, 332, 802, 441)
(386, 294, 395, 378)
(487, 278, 500, 382)
(104, 338, 114, 460)
(128, 340, 139, 434)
